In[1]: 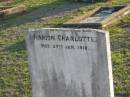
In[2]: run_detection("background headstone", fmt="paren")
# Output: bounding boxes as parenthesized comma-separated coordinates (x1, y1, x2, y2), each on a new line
(25, 28, 114, 97)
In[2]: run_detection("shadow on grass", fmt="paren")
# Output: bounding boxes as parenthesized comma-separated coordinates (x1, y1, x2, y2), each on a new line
(0, 0, 88, 30)
(2, 40, 26, 52)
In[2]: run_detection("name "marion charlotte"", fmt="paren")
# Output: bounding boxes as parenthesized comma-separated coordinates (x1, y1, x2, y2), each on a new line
(33, 33, 96, 42)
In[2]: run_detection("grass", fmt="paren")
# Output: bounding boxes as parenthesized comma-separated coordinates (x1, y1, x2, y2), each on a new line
(0, 0, 130, 97)
(0, 0, 65, 11)
(108, 13, 130, 97)
(110, 25, 130, 97)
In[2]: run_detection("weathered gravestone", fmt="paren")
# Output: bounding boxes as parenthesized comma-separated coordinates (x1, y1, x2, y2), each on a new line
(63, 5, 130, 29)
(25, 28, 114, 97)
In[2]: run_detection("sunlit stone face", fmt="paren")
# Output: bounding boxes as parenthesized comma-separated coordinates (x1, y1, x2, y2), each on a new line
(25, 28, 114, 97)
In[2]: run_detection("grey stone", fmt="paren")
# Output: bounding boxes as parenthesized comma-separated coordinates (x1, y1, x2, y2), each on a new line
(63, 5, 130, 29)
(25, 28, 114, 97)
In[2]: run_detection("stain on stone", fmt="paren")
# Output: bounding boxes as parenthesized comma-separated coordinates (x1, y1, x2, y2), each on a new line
(42, 66, 87, 97)
(29, 31, 35, 45)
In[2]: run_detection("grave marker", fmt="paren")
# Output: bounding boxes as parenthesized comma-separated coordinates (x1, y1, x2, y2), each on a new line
(63, 5, 130, 29)
(25, 28, 114, 97)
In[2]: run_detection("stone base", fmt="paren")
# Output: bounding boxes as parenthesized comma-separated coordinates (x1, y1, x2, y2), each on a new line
(63, 5, 130, 29)
(0, 5, 26, 19)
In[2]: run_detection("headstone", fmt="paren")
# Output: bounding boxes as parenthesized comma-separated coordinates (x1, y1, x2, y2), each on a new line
(25, 28, 114, 97)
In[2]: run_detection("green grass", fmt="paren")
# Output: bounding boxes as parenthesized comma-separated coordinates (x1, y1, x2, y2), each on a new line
(0, 0, 65, 11)
(0, 0, 130, 97)
(110, 25, 130, 96)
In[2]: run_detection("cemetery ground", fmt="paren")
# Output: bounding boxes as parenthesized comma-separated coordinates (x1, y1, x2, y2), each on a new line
(0, 0, 130, 97)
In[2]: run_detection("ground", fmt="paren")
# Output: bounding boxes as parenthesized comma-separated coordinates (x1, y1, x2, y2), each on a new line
(0, 0, 130, 97)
